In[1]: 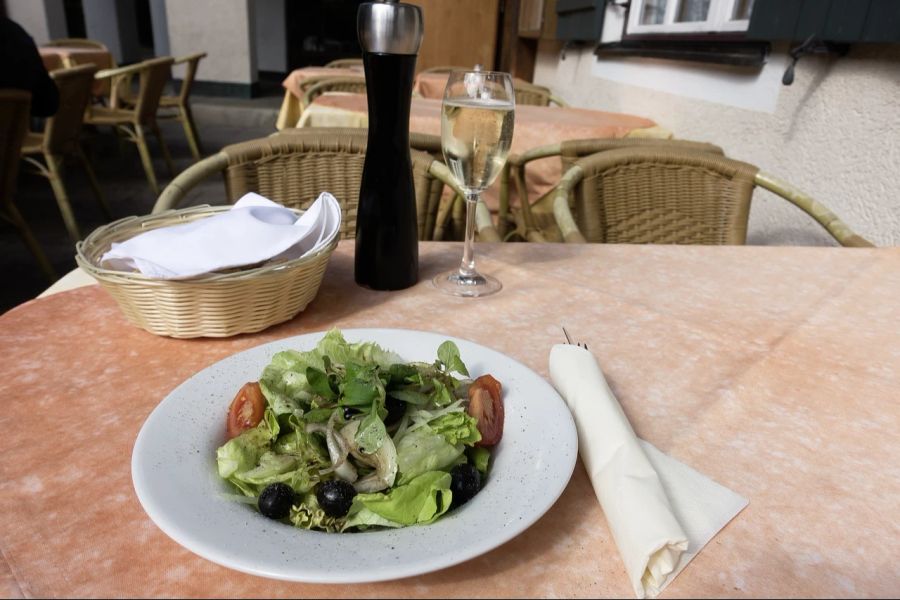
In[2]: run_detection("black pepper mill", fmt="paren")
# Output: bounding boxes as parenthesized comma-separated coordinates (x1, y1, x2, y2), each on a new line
(355, 0, 424, 290)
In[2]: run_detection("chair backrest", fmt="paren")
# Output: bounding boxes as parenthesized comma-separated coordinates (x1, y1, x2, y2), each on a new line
(133, 56, 176, 124)
(156, 129, 449, 240)
(570, 147, 757, 245)
(420, 66, 466, 75)
(324, 58, 363, 69)
(44, 38, 109, 51)
(0, 90, 31, 209)
(174, 52, 206, 104)
(43, 64, 98, 155)
(301, 77, 367, 107)
(513, 81, 554, 107)
(559, 137, 725, 173)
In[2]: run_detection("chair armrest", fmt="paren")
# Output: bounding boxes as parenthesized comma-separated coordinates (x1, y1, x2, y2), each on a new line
(754, 171, 875, 248)
(552, 165, 587, 243)
(94, 63, 144, 81)
(152, 152, 229, 213)
(96, 57, 175, 81)
(549, 94, 568, 107)
(475, 200, 501, 242)
(174, 52, 208, 65)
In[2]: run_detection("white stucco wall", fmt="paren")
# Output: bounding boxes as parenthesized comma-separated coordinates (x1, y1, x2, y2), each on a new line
(4, 0, 66, 44)
(164, 0, 257, 85)
(534, 42, 900, 247)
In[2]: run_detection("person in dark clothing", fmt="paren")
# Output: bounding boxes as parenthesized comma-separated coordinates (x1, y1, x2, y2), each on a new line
(0, 17, 59, 117)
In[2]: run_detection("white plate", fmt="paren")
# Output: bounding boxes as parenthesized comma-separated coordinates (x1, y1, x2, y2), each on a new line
(132, 328, 578, 583)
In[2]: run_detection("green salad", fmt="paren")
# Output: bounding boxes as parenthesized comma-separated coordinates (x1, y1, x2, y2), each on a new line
(216, 329, 504, 532)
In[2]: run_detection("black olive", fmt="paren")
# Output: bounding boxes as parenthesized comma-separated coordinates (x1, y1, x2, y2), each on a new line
(316, 480, 357, 518)
(450, 464, 482, 509)
(343, 407, 360, 420)
(384, 394, 406, 426)
(258, 482, 295, 520)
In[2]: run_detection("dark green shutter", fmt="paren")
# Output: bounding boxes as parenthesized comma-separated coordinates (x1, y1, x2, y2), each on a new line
(556, 0, 607, 41)
(747, 0, 900, 43)
(861, 0, 900, 42)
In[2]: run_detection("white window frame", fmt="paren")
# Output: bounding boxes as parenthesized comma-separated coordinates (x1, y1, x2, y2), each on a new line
(627, 0, 752, 35)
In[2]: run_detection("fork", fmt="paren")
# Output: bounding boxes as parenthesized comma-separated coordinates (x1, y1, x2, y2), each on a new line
(561, 326, 588, 350)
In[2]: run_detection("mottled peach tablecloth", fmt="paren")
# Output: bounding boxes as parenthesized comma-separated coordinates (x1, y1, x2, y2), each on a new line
(1, 242, 899, 598)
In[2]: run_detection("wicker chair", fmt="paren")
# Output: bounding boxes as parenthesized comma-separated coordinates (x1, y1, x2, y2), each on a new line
(152, 128, 486, 242)
(513, 81, 567, 107)
(301, 76, 367, 107)
(118, 52, 207, 161)
(269, 128, 491, 241)
(20, 64, 111, 242)
(1, 90, 57, 280)
(548, 146, 873, 247)
(503, 137, 725, 241)
(85, 56, 176, 195)
(324, 58, 364, 69)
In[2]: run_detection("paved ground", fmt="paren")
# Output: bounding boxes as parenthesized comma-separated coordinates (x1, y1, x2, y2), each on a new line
(1, 92, 283, 314)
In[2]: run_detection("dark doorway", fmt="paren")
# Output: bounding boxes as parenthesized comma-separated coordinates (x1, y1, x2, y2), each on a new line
(135, 0, 155, 56)
(285, 0, 365, 68)
(63, 0, 87, 38)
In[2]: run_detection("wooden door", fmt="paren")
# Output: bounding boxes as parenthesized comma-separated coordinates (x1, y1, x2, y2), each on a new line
(407, 0, 501, 72)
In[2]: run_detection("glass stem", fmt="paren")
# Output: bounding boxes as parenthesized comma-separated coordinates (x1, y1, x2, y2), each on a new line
(458, 191, 479, 278)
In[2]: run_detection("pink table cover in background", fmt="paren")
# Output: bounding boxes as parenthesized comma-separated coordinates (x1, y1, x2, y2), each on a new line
(1, 242, 898, 597)
(39, 46, 113, 96)
(281, 66, 365, 101)
(413, 72, 533, 100)
(296, 93, 660, 210)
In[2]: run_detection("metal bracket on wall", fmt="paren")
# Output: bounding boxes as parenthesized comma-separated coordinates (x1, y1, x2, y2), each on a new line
(782, 36, 850, 85)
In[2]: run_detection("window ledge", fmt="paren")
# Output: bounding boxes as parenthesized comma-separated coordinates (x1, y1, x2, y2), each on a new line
(594, 40, 770, 67)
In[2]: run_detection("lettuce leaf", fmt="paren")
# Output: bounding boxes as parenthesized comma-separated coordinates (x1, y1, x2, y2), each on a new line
(428, 411, 482, 446)
(216, 427, 271, 480)
(259, 328, 400, 417)
(437, 340, 469, 376)
(353, 471, 453, 526)
(290, 492, 344, 533)
(233, 451, 299, 486)
(396, 427, 464, 482)
(316, 328, 402, 371)
(342, 504, 403, 531)
(469, 446, 491, 475)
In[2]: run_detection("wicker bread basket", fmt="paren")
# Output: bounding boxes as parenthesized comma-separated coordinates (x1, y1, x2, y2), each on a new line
(75, 205, 337, 338)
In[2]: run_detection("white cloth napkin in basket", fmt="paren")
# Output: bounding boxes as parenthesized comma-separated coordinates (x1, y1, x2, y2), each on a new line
(100, 193, 342, 279)
(549, 344, 749, 599)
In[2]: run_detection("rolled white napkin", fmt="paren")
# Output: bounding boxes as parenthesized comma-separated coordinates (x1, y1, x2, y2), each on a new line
(549, 344, 748, 598)
(100, 192, 342, 279)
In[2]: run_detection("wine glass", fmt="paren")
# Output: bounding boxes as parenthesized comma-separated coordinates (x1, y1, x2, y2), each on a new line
(433, 69, 515, 297)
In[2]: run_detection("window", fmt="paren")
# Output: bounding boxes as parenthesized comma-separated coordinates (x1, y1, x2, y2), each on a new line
(627, 0, 755, 35)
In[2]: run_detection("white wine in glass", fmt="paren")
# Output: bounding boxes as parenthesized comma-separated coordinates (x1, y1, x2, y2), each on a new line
(434, 70, 515, 297)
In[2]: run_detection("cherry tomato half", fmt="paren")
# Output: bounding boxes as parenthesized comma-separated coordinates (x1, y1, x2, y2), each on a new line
(467, 374, 504, 447)
(226, 381, 265, 439)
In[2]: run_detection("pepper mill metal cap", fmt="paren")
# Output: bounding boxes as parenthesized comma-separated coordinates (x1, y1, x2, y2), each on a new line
(358, 0, 424, 56)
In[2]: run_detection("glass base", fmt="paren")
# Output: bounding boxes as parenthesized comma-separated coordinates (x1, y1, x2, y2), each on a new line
(432, 270, 502, 298)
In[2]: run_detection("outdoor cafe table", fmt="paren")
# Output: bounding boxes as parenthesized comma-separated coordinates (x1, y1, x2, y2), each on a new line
(39, 45, 114, 96)
(276, 68, 515, 130)
(277, 66, 366, 130)
(281, 93, 669, 213)
(1, 242, 898, 597)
